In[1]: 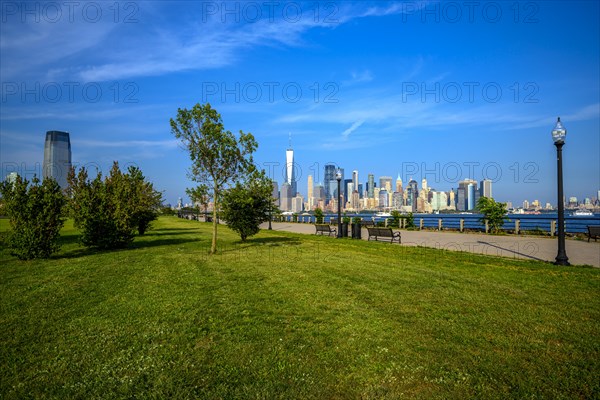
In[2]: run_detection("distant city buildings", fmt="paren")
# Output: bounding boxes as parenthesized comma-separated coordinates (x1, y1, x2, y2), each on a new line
(269, 141, 596, 215)
(5, 172, 18, 185)
(43, 130, 71, 190)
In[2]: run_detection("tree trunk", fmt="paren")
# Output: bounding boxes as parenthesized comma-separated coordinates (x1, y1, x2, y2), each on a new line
(211, 189, 218, 254)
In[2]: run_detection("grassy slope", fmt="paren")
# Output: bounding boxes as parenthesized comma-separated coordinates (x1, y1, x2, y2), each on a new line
(1, 217, 598, 399)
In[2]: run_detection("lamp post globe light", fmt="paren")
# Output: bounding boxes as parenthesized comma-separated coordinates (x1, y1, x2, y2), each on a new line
(336, 169, 342, 239)
(552, 117, 570, 266)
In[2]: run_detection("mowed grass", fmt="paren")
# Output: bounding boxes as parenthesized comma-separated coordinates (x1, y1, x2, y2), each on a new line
(1, 217, 598, 399)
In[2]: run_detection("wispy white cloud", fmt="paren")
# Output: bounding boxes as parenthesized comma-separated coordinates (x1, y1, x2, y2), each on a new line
(343, 70, 374, 86)
(0, 1, 434, 83)
(564, 103, 600, 121)
(341, 120, 365, 140)
(0, 103, 167, 121)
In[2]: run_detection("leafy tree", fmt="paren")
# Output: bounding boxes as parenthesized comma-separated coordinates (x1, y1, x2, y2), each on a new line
(170, 103, 257, 254)
(0, 175, 66, 260)
(389, 210, 401, 228)
(68, 164, 134, 249)
(314, 208, 324, 224)
(127, 166, 163, 235)
(477, 196, 509, 234)
(220, 171, 276, 241)
(67, 162, 162, 249)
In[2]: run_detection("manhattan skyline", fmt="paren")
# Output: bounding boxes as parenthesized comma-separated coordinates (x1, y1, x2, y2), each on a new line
(1, 1, 598, 206)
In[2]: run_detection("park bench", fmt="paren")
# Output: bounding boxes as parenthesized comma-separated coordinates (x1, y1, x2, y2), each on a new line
(315, 224, 337, 237)
(366, 227, 401, 244)
(586, 225, 600, 242)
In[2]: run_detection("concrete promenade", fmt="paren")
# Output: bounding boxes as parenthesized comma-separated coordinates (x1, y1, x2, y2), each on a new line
(261, 222, 600, 267)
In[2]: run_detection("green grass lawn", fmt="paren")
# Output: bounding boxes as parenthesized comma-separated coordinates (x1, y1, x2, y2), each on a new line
(1, 216, 599, 399)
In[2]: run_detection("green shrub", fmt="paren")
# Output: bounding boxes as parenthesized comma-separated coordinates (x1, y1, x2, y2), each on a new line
(477, 197, 509, 234)
(220, 171, 275, 241)
(314, 208, 324, 224)
(67, 162, 162, 249)
(389, 210, 401, 228)
(0, 175, 66, 260)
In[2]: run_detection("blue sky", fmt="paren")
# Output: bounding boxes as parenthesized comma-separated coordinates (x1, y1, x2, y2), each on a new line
(1, 1, 599, 206)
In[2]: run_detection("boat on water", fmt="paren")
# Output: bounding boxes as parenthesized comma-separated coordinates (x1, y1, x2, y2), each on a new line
(572, 209, 594, 217)
(375, 212, 392, 217)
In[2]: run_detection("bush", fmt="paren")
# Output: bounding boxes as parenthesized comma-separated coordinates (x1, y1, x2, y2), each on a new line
(0, 176, 66, 260)
(477, 197, 508, 234)
(314, 208, 324, 224)
(389, 210, 401, 228)
(67, 162, 162, 249)
(127, 166, 162, 235)
(220, 171, 275, 241)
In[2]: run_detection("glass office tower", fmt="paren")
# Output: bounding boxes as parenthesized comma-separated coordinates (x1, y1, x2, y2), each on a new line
(43, 130, 71, 190)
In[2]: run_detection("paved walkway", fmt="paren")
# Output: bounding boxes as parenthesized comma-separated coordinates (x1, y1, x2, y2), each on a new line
(260, 222, 600, 267)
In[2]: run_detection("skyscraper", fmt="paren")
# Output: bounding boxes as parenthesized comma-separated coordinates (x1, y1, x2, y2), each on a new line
(285, 134, 297, 196)
(280, 182, 292, 211)
(480, 179, 492, 198)
(324, 164, 337, 202)
(352, 170, 359, 193)
(314, 184, 325, 203)
(43, 130, 71, 190)
(367, 174, 375, 198)
(379, 176, 392, 193)
(395, 174, 402, 193)
(271, 181, 279, 207)
(379, 189, 389, 209)
(467, 183, 476, 210)
(344, 178, 352, 203)
(324, 165, 343, 202)
(407, 179, 418, 212)
(307, 175, 314, 209)
(458, 179, 478, 211)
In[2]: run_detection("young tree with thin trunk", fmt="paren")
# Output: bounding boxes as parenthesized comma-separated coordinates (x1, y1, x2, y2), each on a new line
(170, 103, 257, 254)
(477, 196, 509, 234)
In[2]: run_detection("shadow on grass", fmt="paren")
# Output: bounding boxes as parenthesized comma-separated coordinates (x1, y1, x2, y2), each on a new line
(145, 227, 202, 234)
(249, 235, 302, 246)
(54, 234, 204, 260)
(477, 240, 546, 262)
(218, 236, 303, 254)
(142, 230, 201, 237)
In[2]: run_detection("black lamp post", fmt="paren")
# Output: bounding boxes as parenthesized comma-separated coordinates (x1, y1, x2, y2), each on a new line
(336, 169, 342, 238)
(552, 117, 570, 266)
(268, 201, 272, 230)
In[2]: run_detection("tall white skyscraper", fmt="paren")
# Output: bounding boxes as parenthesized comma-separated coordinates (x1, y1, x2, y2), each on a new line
(285, 133, 296, 195)
(307, 175, 314, 209)
(352, 170, 359, 193)
(43, 130, 71, 190)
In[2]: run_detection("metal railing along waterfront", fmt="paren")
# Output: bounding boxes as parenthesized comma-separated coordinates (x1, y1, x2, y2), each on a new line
(273, 213, 599, 235)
